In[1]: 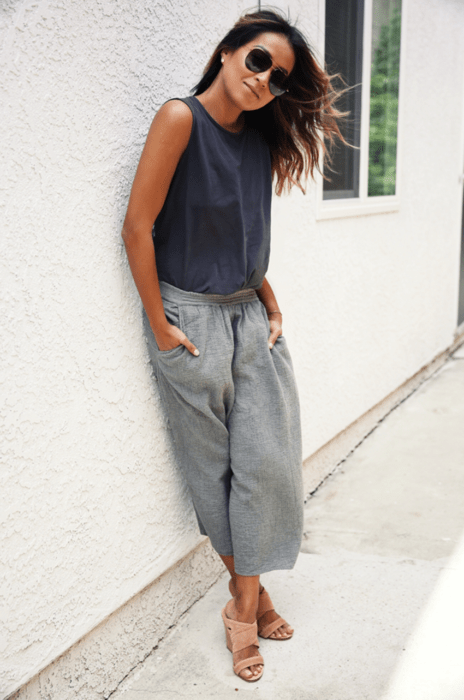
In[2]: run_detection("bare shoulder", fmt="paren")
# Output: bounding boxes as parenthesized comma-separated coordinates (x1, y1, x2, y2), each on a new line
(158, 98, 193, 123)
(148, 99, 193, 149)
(128, 99, 193, 211)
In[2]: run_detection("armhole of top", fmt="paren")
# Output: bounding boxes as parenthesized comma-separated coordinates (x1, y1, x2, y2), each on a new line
(162, 97, 195, 160)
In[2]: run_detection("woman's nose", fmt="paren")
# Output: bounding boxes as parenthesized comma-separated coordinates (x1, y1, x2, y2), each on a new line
(254, 69, 272, 90)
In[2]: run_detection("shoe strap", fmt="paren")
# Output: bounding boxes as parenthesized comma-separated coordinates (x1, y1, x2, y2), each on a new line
(257, 588, 275, 617)
(233, 653, 264, 676)
(259, 615, 288, 639)
(223, 600, 260, 653)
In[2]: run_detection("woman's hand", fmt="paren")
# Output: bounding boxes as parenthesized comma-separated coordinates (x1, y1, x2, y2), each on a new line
(255, 278, 283, 350)
(256, 278, 282, 350)
(267, 311, 283, 350)
(154, 321, 199, 356)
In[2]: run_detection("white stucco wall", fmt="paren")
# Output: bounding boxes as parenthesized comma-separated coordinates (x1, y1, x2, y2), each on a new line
(0, 0, 250, 695)
(2, 0, 463, 696)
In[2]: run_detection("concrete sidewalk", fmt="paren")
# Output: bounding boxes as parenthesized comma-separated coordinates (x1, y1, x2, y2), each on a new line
(110, 344, 464, 700)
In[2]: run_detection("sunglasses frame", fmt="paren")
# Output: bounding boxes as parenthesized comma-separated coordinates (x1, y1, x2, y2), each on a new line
(244, 47, 289, 97)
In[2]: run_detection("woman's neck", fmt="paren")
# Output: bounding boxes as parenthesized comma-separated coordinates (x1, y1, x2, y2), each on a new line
(195, 82, 245, 134)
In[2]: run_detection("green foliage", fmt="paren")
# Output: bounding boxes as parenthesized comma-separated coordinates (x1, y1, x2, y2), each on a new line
(368, 3, 402, 197)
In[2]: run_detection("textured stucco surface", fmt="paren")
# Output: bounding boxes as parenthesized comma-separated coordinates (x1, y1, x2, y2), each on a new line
(2, 0, 464, 697)
(8, 540, 225, 700)
(1, 1, 250, 696)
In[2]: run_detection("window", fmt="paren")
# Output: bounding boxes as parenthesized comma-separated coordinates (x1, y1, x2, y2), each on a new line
(319, 0, 404, 218)
(323, 0, 364, 200)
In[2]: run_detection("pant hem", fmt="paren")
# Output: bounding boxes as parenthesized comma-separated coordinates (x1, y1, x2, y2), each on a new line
(234, 559, 299, 577)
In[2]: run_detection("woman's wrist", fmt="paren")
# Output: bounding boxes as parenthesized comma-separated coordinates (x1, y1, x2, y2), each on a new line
(267, 309, 282, 317)
(150, 317, 171, 340)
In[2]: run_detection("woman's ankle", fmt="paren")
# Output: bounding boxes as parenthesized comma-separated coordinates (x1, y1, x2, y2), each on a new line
(233, 596, 258, 623)
(229, 577, 263, 595)
(235, 585, 260, 616)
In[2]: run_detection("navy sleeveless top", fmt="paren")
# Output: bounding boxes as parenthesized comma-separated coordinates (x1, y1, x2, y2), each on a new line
(153, 96, 272, 295)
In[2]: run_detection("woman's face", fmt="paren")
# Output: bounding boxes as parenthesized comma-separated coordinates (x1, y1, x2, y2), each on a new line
(221, 32, 295, 111)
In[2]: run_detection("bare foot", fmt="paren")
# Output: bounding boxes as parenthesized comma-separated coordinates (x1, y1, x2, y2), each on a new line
(229, 580, 294, 640)
(225, 598, 264, 681)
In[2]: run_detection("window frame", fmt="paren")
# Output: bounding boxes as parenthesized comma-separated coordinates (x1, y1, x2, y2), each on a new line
(316, 0, 408, 220)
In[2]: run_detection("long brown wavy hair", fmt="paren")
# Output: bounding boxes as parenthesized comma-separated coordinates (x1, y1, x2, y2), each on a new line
(193, 9, 353, 195)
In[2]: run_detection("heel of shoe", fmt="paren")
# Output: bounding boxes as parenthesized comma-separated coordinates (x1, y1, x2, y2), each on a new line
(222, 607, 233, 653)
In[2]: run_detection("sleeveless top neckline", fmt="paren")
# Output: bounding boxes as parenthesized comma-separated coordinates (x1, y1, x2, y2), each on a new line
(192, 96, 245, 136)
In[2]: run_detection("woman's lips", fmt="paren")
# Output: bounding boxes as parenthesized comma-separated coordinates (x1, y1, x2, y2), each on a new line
(244, 82, 259, 98)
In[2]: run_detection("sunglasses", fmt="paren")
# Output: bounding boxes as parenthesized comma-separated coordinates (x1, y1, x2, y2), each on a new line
(244, 47, 289, 97)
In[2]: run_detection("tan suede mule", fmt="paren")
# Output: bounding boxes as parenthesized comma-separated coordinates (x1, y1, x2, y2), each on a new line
(257, 587, 294, 640)
(221, 599, 264, 682)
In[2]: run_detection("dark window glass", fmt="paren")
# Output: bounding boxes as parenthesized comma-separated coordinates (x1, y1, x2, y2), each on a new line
(324, 0, 364, 200)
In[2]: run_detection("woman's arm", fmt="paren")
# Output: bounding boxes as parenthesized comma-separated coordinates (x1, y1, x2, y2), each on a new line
(121, 100, 199, 355)
(256, 277, 283, 350)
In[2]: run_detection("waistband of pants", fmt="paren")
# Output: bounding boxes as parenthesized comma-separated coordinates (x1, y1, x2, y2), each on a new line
(159, 281, 259, 307)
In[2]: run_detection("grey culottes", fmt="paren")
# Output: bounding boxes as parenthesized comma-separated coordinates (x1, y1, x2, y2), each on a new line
(143, 281, 304, 576)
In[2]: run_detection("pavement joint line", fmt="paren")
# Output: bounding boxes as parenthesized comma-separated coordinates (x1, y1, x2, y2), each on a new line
(104, 632, 173, 699)
(305, 351, 461, 503)
(103, 576, 221, 700)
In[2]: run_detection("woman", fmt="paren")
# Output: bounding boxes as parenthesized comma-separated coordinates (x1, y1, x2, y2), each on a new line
(121, 9, 347, 683)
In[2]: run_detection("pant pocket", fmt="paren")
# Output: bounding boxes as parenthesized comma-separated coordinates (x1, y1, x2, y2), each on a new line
(155, 300, 185, 355)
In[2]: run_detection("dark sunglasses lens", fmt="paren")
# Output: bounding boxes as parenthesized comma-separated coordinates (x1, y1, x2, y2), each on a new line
(245, 48, 272, 73)
(269, 71, 287, 96)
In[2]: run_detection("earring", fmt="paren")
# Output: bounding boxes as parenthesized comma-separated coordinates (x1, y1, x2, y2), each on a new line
(221, 57, 224, 63)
